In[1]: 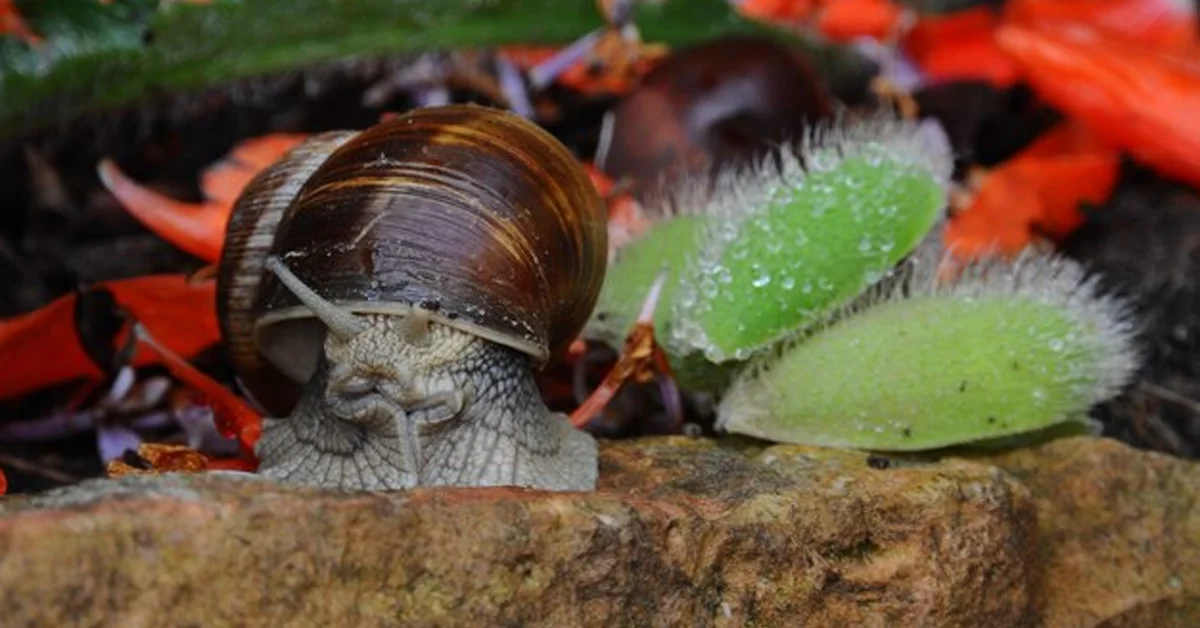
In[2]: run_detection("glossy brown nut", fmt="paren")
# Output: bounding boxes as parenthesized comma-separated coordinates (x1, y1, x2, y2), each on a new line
(599, 36, 834, 198)
(251, 104, 608, 385)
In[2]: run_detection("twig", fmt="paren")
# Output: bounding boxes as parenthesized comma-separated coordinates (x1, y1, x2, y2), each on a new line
(1140, 380, 1200, 415)
(0, 452, 80, 484)
(1135, 381, 1192, 455)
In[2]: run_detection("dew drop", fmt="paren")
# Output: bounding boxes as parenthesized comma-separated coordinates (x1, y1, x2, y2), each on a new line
(810, 150, 837, 171)
(781, 276, 795, 290)
(1048, 338, 1065, 352)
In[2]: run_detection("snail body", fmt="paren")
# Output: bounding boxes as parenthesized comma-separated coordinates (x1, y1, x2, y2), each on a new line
(217, 104, 608, 491)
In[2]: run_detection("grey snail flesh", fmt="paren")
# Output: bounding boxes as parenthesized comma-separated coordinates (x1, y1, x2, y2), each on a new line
(215, 104, 606, 492)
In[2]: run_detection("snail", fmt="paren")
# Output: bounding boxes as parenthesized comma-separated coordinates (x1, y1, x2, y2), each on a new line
(216, 103, 608, 492)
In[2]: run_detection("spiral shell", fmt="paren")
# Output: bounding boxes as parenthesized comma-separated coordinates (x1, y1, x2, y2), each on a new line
(216, 104, 608, 415)
(217, 131, 358, 415)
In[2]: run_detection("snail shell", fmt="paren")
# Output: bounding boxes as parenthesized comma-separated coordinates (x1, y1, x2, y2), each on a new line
(217, 104, 609, 417)
(217, 130, 358, 416)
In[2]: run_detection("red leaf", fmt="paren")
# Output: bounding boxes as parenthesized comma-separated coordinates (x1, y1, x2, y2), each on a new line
(946, 121, 1119, 258)
(98, 134, 309, 264)
(997, 22, 1200, 189)
(0, 275, 218, 403)
(903, 7, 1021, 89)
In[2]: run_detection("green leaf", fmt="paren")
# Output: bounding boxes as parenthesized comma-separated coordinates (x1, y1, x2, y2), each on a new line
(716, 252, 1141, 451)
(668, 115, 952, 363)
(587, 114, 952, 390)
(0, 0, 869, 137)
(586, 214, 706, 348)
(675, 149, 948, 362)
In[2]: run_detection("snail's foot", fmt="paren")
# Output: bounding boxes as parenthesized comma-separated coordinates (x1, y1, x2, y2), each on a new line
(255, 319, 598, 492)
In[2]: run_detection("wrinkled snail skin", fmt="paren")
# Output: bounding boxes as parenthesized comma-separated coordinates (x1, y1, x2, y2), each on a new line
(216, 104, 607, 492)
(255, 320, 597, 490)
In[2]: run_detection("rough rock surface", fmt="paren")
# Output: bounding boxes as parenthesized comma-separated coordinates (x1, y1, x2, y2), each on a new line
(0, 435, 1194, 627)
(979, 439, 1199, 627)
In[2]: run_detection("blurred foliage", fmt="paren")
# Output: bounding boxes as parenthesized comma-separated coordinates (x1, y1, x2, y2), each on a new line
(0, 0, 870, 137)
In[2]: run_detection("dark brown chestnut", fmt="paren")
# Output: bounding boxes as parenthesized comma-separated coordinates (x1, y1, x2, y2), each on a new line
(597, 35, 835, 199)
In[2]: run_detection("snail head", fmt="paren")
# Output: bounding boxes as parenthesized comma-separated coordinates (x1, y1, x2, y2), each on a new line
(264, 256, 468, 484)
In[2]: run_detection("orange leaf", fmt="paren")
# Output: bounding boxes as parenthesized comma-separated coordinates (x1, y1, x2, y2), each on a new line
(997, 22, 1200, 189)
(582, 161, 616, 196)
(1008, 153, 1119, 239)
(736, 0, 819, 24)
(581, 162, 650, 253)
(904, 7, 1021, 88)
(816, 0, 904, 42)
(0, 275, 219, 403)
(1004, 0, 1198, 52)
(203, 455, 259, 472)
(500, 41, 658, 96)
(98, 160, 230, 263)
(133, 323, 262, 452)
(106, 443, 210, 479)
(945, 122, 1119, 258)
(98, 133, 309, 264)
(1017, 118, 1115, 158)
(945, 166, 1045, 258)
(0, 0, 41, 46)
(224, 133, 309, 171)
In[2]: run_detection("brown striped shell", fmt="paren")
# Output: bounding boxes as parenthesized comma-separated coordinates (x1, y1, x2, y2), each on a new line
(217, 131, 359, 415)
(216, 104, 608, 416)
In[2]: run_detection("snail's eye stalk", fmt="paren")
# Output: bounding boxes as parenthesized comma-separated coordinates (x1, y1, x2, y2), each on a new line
(265, 256, 366, 340)
(399, 308, 433, 346)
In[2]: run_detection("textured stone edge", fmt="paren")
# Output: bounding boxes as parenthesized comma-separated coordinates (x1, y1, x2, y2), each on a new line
(0, 435, 1193, 627)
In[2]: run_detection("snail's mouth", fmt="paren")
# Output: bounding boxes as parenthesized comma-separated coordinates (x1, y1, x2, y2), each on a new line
(326, 391, 407, 430)
(323, 369, 410, 428)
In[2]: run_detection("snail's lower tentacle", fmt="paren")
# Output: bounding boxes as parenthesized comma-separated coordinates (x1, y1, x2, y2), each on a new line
(398, 407, 423, 486)
(400, 389, 465, 486)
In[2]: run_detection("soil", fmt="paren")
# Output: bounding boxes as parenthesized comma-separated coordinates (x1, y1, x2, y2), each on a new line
(1059, 164, 1200, 458)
